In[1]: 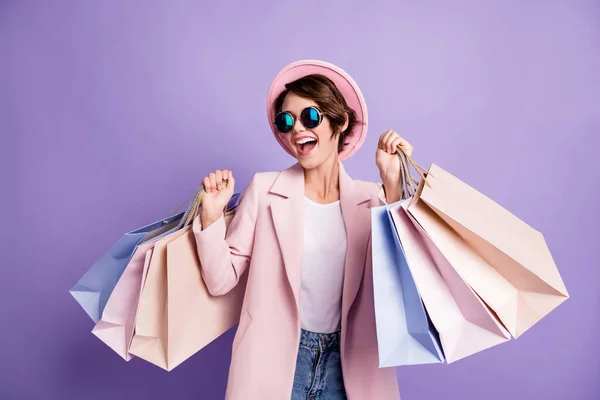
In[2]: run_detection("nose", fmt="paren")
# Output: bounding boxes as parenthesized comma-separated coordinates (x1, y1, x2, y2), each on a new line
(292, 116, 306, 133)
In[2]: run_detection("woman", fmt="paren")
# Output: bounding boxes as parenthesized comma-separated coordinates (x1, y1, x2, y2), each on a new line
(194, 60, 413, 399)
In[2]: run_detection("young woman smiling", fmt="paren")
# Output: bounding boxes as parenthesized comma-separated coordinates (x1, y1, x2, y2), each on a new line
(194, 60, 412, 400)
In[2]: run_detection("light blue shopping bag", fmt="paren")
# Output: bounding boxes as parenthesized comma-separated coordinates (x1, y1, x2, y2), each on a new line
(70, 191, 241, 323)
(371, 201, 445, 367)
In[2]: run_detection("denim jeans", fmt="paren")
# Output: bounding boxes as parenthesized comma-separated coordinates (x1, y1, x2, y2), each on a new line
(291, 329, 347, 400)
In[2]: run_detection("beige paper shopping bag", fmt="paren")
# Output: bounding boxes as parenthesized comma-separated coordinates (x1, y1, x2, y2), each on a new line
(129, 210, 246, 371)
(403, 157, 569, 338)
(389, 201, 511, 363)
(165, 221, 247, 370)
(129, 228, 187, 369)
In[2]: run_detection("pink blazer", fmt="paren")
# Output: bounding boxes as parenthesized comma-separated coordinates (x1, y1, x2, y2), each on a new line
(193, 161, 401, 400)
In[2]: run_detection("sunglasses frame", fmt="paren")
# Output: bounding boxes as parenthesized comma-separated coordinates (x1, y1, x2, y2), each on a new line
(273, 106, 324, 134)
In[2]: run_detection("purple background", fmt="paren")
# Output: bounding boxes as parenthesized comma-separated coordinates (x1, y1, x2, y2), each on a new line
(2, 1, 599, 399)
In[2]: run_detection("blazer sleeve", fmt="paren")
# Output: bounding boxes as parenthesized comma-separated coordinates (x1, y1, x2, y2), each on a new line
(192, 173, 259, 296)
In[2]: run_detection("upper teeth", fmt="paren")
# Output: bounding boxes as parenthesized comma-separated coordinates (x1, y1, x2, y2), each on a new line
(296, 138, 317, 144)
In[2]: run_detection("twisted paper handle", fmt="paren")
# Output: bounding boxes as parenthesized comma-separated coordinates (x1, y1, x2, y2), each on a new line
(165, 188, 202, 219)
(179, 179, 230, 229)
(395, 146, 431, 199)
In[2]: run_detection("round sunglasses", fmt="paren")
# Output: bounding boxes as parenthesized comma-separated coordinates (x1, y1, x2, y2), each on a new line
(273, 106, 323, 134)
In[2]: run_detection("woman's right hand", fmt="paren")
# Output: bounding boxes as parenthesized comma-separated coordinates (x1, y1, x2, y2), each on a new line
(199, 169, 235, 229)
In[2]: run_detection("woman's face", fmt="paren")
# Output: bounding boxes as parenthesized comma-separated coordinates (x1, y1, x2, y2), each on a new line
(279, 92, 339, 169)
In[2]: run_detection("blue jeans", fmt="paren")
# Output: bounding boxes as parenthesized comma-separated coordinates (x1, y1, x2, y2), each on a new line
(291, 329, 347, 400)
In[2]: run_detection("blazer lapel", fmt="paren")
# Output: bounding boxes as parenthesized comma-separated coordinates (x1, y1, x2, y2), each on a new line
(268, 161, 374, 323)
(269, 163, 305, 315)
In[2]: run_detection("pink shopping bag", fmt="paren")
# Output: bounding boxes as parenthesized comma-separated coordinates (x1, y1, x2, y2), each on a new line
(389, 201, 510, 363)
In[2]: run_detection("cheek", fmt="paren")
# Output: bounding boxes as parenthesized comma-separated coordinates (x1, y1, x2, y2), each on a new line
(281, 133, 293, 147)
(315, 126, 336, 145)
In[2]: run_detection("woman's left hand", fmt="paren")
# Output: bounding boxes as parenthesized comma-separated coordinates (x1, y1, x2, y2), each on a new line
(375, 130, 414, 202)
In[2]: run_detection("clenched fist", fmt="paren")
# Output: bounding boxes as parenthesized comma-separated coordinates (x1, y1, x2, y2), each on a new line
(199, 169, 235, 229)
(375, 130, 414, 203)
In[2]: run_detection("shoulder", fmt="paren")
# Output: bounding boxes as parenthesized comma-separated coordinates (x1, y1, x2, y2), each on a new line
(353, 179, 382, 195)
(352, 178, 386, 205)
(247, 171, 279, 190)
(245, 163, 299, 193)
(237, 171, 280, 201)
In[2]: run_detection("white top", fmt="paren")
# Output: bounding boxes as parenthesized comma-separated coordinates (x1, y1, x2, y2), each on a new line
(300, 196, 348, 334)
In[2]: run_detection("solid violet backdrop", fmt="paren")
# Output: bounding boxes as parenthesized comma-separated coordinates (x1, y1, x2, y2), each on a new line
(2, 1, 599, 399)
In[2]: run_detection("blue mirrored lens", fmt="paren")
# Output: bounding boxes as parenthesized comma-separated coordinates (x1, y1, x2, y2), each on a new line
(301, 107, 321, 128)
(275, 113, 294, 133)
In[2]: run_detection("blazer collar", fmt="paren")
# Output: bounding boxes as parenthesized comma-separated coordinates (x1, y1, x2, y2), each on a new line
(268, 161, 373, 329)
(269, 161, 372, 205)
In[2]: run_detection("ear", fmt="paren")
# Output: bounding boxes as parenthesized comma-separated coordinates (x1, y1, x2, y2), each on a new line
(341, 113, 349, 132)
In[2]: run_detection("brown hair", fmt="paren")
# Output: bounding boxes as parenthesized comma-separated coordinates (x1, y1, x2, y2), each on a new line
(273, 74, 359, 153)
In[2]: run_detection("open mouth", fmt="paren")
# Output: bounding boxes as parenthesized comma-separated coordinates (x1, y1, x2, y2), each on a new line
(295, 137, 318, 154)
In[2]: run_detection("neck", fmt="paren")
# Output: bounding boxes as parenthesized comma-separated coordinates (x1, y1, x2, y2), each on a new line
(303, 152, 340, 200)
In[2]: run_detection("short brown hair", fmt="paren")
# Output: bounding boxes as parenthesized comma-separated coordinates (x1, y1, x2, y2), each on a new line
(273, 74, 359, 153)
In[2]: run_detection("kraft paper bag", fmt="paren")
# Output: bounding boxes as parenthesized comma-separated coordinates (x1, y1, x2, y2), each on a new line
(401, 154, 569, 338)
(129, 197, 246, 371)
(389, 201, 510, 363)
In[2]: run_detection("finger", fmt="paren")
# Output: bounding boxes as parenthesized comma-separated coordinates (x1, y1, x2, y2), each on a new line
(384, 130, 397, 152)
(383, 130, 395, 146)
(209, 172, 217, 192)
(215, 170, 223, 190)
(398, 138, 413, 156)
(390, 136, 403, 154)
(227, 171, 235, 191)
(379, 130, 393, 150)
(378, 130, 388, 148)
(385, 132, 399, 153)
(202, 176, 211, 193)
(222, 171, 230, 189)
(385, 131, 398, 153)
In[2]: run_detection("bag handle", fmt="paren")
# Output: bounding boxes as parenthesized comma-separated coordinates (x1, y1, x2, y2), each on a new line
(177, 179, 231, 229)
(395, 146, 431, 198)
(165, 188, 203, 220)
(398, 151, 410, 200)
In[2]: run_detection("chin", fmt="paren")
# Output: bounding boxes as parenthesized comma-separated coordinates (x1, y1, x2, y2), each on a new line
(296, 157, 319, 170)
(295, 152, 337, 171)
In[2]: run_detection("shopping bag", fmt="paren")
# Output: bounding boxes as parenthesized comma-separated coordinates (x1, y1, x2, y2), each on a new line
(129, 194, 246, 371)
(91, 246, 155, 361)
(69, 212, 184, 323)
(388, 201, 510, 363)
(399, 150, 569, 338)
(371, 203, 445, 367)
(92, 192, 240, 362)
